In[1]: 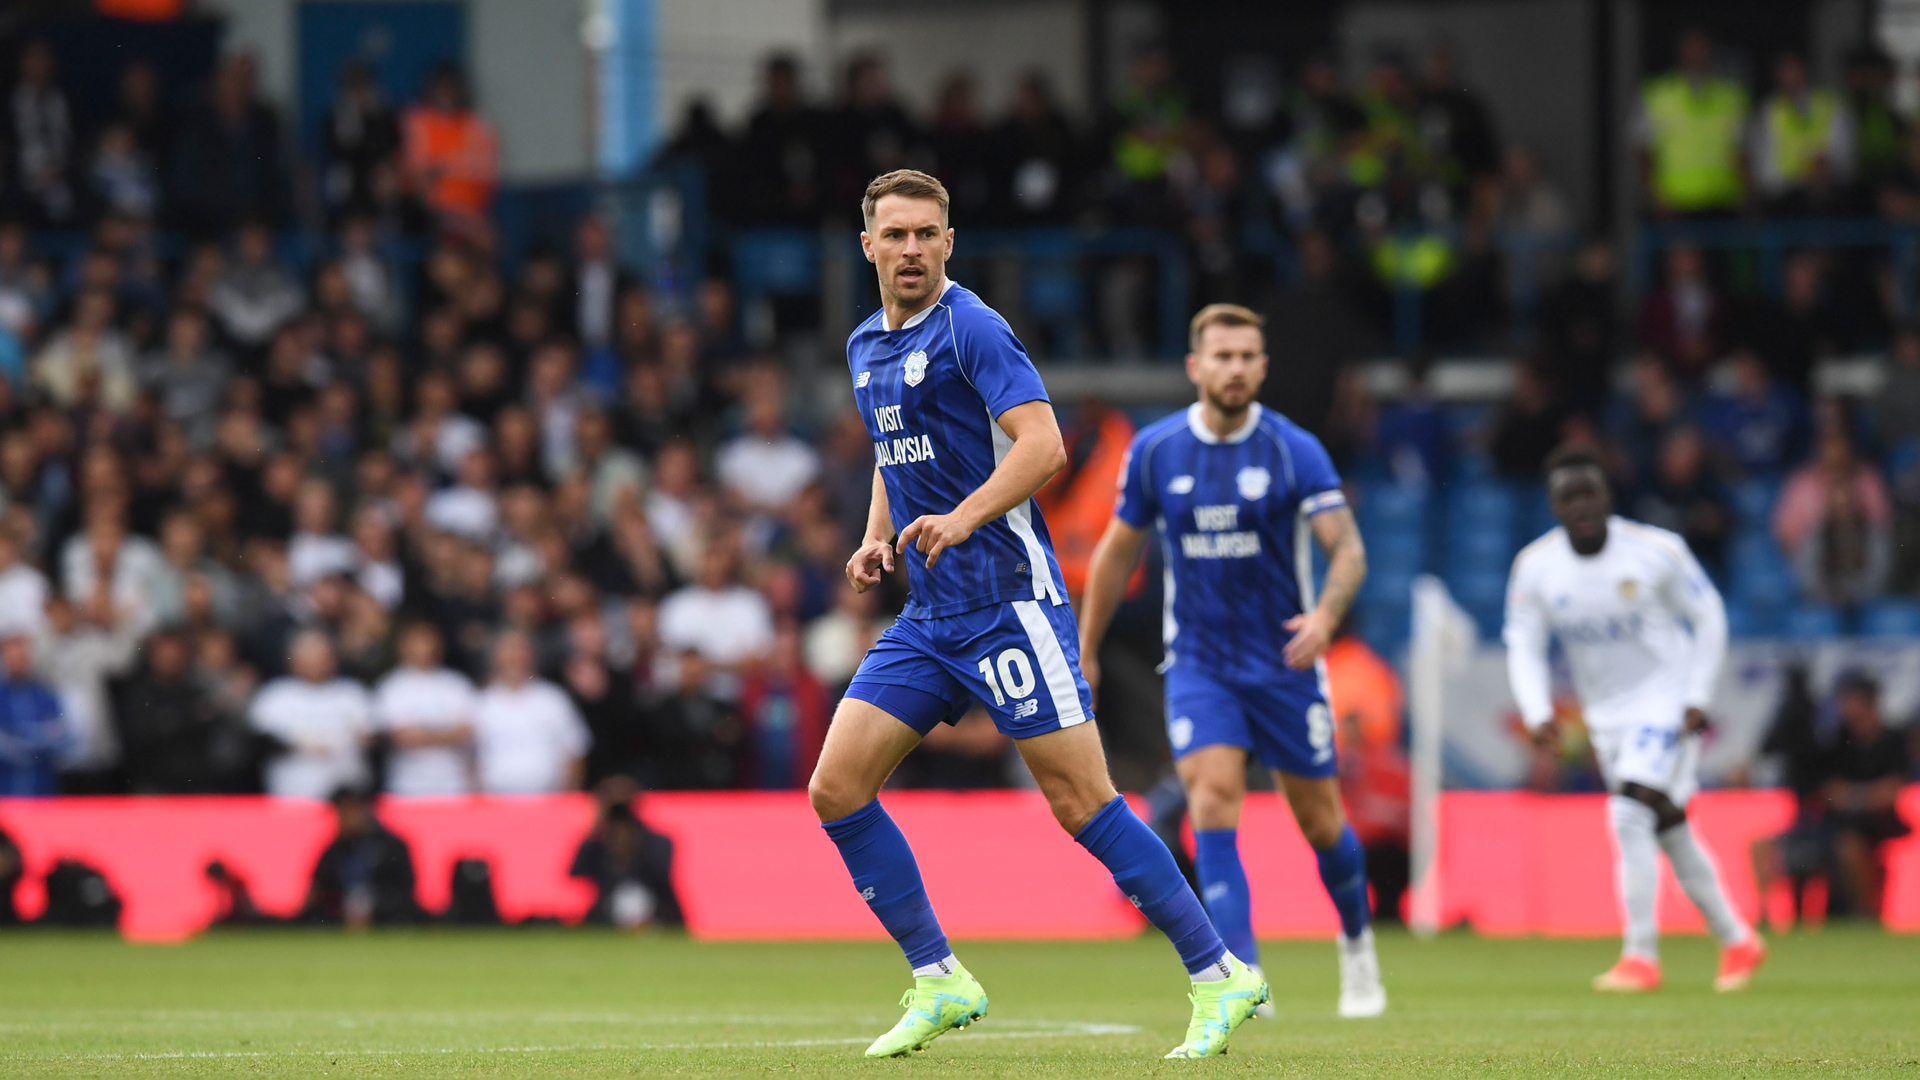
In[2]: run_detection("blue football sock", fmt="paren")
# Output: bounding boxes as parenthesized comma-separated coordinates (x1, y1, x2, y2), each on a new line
(1193, 828, 1259, 969)
(1315, 823, 1372, 939)
(822, 800, 951, 969)
(1076, 796, 1229, 977)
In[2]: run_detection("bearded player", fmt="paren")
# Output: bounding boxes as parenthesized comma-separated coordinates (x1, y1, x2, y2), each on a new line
(1505, 447, 1766, 992)
(812, 171, 1267, 1060)
(1078, 304, 1387, 1018)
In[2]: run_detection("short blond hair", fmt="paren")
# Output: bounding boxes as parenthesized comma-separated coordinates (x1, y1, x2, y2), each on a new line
(1188, 303, 1264, 352)
(861, 169, 950, 229)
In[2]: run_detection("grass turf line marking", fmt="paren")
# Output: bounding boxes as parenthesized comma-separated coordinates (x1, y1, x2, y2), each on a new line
(49, 1022, 1144, 1061)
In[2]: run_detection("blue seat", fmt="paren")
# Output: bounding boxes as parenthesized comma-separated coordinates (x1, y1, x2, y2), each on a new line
(1784, 604, 1844, 641)
(1729, 532, 1789, 577)
(1724, 600, 1779, 638)
(1448, 569, 1509, 638)
(1446, 527, 1512, 568)
(1860, 599, 1920, 638)
(1358, 487, 1427, 532)
(1733, 565, 1796, 608)
(1361, 568, 1416, 605)
(731, 230, 822, 297)
(1356, 597, 1412, 653)
(1367, 529, 1425, 574)
(1729, 480, 1777, 525)
(1450, 483, 1517, 528)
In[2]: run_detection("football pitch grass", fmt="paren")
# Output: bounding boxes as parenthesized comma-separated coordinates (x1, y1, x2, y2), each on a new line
(0, 927, 1913, 1078)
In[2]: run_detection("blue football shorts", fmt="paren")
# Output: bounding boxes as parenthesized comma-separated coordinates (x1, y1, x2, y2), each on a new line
(1162, 661, 1336, 778)
(845, 598, 1094, 740)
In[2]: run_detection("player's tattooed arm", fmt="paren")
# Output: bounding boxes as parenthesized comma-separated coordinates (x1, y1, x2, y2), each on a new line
(847, 465, 896, 592)
(1282, 505, 1367, 670)
(900, 399, 1067, 567)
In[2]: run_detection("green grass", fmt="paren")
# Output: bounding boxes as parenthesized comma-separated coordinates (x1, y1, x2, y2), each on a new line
(0, 928, 1914, 1077)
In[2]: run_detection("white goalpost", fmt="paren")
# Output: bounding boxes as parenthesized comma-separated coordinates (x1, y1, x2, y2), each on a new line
(1407, 575, 1478, 940)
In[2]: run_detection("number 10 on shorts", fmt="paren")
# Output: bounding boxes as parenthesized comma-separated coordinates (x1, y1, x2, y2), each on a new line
(976, 648, 1036, 707)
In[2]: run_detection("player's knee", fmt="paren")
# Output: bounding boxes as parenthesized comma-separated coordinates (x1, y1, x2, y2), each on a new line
(1297, 805, 1345, 849)
(1621, 782, 1685, 832)
(1185, 778, 1242, 831)
(1043, 786, 1109, 834)
(807, 770, 864, 823)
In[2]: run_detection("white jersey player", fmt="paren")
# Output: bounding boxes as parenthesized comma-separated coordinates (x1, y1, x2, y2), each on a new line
(1503, 448, 1766, 993)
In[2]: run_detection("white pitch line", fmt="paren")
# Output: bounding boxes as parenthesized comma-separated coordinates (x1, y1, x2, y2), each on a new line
(45, 1022, 1145, 1062)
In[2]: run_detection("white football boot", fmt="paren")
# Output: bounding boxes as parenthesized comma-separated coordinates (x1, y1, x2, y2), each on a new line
(1336, 927, 1387, 1018)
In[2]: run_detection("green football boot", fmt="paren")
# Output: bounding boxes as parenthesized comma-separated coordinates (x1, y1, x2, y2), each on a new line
(863, 962, 989, 1058)
(1164, 957, 1269, 1059)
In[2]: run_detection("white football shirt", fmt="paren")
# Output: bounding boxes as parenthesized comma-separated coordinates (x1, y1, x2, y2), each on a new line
(1503, 516, 1727, 734)
(249, 677, 372, 798)
(372, 666, 479, 796)
(472, 679, 591, 794)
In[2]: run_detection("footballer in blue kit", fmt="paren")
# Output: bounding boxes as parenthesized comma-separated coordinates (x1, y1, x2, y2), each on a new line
(1079, 303, 1389, 1019)
(807, 171, 1267, 1060)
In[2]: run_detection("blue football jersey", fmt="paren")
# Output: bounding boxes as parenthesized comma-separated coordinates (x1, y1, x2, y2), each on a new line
(1117, 403, 1347, 684)
(848, 279, 1067, 619)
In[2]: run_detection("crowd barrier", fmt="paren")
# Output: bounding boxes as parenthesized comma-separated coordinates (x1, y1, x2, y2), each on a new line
(1, 789, 1915, 942)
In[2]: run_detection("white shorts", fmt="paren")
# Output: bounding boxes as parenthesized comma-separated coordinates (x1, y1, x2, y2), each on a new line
(1589, 723, 1701, 807)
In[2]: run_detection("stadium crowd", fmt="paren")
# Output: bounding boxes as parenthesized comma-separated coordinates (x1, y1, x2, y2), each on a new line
(0, 25, 1911, 828)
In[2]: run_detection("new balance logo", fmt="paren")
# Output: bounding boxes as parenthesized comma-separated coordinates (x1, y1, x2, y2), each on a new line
(1013, 700, 1040, 719)
(860, 886, 876, 901)
(855, 371, 871, 388)
(1128, 894, 1142, 909)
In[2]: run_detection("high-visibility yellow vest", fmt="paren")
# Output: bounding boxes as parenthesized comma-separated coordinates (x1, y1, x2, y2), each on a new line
(1643, 73, 1748, 211)
(1765, 89, 1839, 184)
(1371, 232, 1454, 289)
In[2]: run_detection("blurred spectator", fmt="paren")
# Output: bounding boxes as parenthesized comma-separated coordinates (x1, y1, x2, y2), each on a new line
(140, 306, 230, 450)
(651, 650, 743, 788)
(1788, 471, 1891, 606)
(1262, 228, 1371, 436)
(35, 593, 139, 784)
(1538, 239, 1619, 412)
(32, 287, 135, 412)
(249, 630, 371, 799)
(929, 71, 994, 225)
(560, 611, 644, 788)
(403, 65, 499, 231)
(172, 54, 286, 235)
(1037, 400, 1139, 601)
(1635, 28, 1748, 217)
(111, 627, 235, 793)
(1740, 251, 1836, 395)
(569, 217, 629, 351)
(574, 407, 647, 525)
(473, 630, 589, 793)
(994, 73, 1080, 226)
(1495, 145, 1573, 285)
(208, 222, 304, 356)
(301, 787, 421, 926)
(825, 54, 921, 218)
(1327, 632, 1409, 923)
(717, 380, 819, 512)
(0, 526, 49, 636)
(1846, 49, 1905, 201)
(1375, 357, 1450, 489)
(322, 62, 402, 219)
(1636, 243, 1722, 380)
(8, 41, 75, 226)
(1700, 349, 1809, 478)
(372, 621, 477, 796)
(739, 54, 824, 226)
(1750, 52, 1851, 216)
(1875, 326, 1920, 446)
(1607, 355, 1691, 485)
(571, 791, 682, 927)
(1630, 426, 1733, 573)
(289, 479, 356, 589)
(111, 59, 173, 173)
(1821, 672, 1911, 919)
(1489, 361, 1570, 479)
(424, 448, 500, 541)
(87, 123, 160, 223)
(658, 542, 774, 697)
(1418, 44, 1501, 192)
(737, 622, 828, 789)
(1774, 425, 1891, 552)
(0, 628, 68, 796)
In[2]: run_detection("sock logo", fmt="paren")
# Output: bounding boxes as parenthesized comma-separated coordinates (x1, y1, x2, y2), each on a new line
(1216, 959, 1232, 979)
(1128, 894, 1142, 909)
(939, 960, 952, 975)
(860, 886, 876, 901)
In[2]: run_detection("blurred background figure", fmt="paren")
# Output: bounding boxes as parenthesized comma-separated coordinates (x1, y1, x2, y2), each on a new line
(570, 779, 682, 929)
(473, 630, 589, 794)
(249, 630, 369, 799)
(300, 787, 420, 927)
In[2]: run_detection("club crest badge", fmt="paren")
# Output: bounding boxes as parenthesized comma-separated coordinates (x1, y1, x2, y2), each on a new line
(1167, 475, 1195, 494)
(1236, 466, 1271, 501)
(1618, 579, 1638, 600)
(903, 350, 929, 387)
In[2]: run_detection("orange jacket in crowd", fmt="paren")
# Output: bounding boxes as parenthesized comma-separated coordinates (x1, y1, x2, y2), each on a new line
(1037, 402, 1145, 600)
(1327, 636, 1411, 847)
(403, 105, 500, 222)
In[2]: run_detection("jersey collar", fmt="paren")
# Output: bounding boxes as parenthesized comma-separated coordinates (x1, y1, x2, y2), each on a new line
(887, 277, 956, 331)
(1186, 402, 1263, 445)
